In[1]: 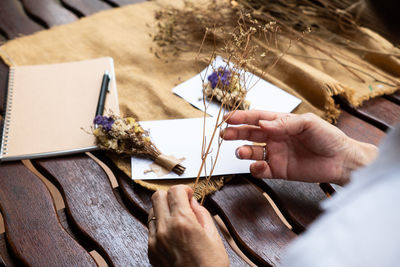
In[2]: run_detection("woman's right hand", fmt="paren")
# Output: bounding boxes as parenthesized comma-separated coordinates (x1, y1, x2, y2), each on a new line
(222, 110, 378, 185)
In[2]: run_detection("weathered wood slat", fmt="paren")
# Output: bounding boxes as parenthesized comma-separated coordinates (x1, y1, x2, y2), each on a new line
(92, 152, 153, 221)
(20, 0, 77, 28)
(207, 176, 296, 266)
(34, 155, 150, 266)
(384, 93, 400, 105)
(358, 97, 400, 128)
(336, 110, 386, 146)
(105, 0, 145, 7)
(118, 173, 153, 219)
(213, 220, 250, 267)
(56, 208, 97, 252)
(335, 95, 392, 131)
(1, 61, 8, 151)
(1, 210, 94, 267)
(248, 176, 325, 233)
(61, 0, 112, 17)
(0, 0, 42, 39)
(0, 233, 18, 267)
(390, 90, 400, 103)
(0, 61, 8, 114)
(0, 250, 6, 267)
(0, 34, 6, 44)
(0, 208, 100, 266)
(0, 162, 96, 267)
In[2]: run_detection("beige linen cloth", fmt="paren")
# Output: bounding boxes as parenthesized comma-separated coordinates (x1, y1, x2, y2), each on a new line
(0, 0, 399, 196)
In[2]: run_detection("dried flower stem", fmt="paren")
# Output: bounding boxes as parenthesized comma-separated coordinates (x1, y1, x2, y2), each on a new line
(192, 10, 287, 204)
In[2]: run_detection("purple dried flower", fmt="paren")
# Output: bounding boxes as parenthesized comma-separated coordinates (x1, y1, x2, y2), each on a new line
(94, 115, 114, 131)
(207, 67, 231, 89)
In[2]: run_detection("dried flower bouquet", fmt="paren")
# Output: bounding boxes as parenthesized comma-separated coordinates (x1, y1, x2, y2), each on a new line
(205, 66, 250, 110)
(93, 115, 185, 175)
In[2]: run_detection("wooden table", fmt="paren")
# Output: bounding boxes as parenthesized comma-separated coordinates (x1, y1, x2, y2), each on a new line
(0, 1, 398, 266)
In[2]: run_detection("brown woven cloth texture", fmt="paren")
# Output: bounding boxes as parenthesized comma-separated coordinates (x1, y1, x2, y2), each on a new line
(0, 0, 399, 196)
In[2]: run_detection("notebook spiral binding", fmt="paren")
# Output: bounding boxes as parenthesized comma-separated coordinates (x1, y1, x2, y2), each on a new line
(1, 67, 14, 157)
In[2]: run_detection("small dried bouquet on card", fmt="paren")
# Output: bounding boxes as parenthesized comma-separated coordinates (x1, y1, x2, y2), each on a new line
(204, 66, 250, 110)
(93, 115, 185, 175)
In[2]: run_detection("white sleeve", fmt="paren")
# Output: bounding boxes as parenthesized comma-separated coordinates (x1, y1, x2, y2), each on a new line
(282, 125, 400, 267)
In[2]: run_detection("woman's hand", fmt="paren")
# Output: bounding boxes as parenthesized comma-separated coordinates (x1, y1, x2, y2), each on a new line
(222, 110, 378, 185)
(148, 185, 229, 267)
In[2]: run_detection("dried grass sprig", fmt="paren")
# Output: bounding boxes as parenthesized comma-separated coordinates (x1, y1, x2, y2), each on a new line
(93, 115, 185, 175)
(238, 0, 400, 86)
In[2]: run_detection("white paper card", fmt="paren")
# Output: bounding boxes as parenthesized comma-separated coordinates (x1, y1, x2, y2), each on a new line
(173, 56, 301, 117)
(131, 117, 252, 180)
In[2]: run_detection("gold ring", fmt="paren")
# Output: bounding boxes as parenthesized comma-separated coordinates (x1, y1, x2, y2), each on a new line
(147, 216, 156, 224)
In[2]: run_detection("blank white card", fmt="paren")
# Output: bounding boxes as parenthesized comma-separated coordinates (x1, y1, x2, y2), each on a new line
(131, 117, 251, 180)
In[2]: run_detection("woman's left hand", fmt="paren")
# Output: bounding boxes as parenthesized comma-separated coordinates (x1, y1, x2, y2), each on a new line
(148, 185, 229, 267)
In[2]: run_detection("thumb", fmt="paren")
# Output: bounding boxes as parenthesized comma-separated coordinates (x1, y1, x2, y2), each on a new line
(190, 198, 219, 238)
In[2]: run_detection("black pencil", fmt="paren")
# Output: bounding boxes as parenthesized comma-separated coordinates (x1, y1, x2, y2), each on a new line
(95, 70, 111, 117)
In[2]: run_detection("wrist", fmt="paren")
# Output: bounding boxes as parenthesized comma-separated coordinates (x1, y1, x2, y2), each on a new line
(338, 138, 378, 186)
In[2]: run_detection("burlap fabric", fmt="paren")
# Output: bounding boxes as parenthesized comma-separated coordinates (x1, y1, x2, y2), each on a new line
(1, 0, 399, 196)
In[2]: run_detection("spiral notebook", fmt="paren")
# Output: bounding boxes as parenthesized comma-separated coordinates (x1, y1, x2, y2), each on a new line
(0, 57, 120, 161)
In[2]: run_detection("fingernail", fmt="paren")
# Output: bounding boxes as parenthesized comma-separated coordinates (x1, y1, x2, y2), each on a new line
(235, 147, 241, 159)
(220, 129, 225, 138)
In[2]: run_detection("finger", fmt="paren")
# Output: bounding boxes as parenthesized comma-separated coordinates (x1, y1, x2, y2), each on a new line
(258, 112, 316, 138)
(236, 145, 266, 161)
(151, 190, 170, 229)
(221, 125, 268, 142)
(167, 185, 194, 216)
(148, 208, 156, 238)
(148, 207, 161, 266)
(223, 110, 281, 125)
(190, 198, 219, 239)
(250, 161, 273, 178)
